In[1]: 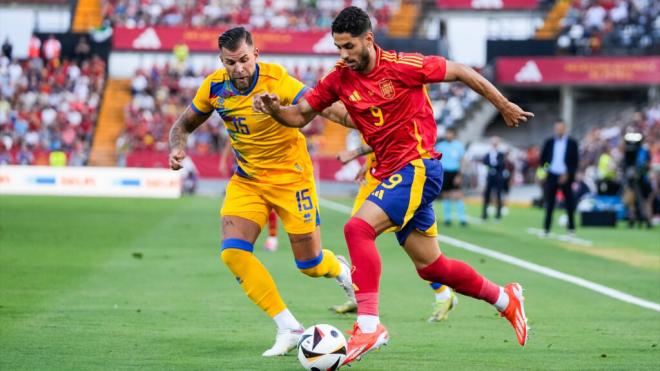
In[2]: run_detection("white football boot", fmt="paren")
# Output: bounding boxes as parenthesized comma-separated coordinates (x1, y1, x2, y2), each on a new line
(262, 327, 304, 357)
(335, 255, 356, 305)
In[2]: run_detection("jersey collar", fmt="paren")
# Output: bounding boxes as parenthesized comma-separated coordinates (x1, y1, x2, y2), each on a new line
(228, 63, 260, 96)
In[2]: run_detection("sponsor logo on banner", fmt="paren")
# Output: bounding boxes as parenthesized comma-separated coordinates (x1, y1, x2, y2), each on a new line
(436, 0, 537, 9)
(497, 57, 660, 85)
(312, 33, 336, 53)
(471, 0, 503, 9)
(514, 61, 543, 82)
(114, 26, 335, 54)
(132, 27, 161, 49)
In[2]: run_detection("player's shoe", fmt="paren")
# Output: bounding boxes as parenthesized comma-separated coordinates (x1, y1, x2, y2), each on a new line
(263, 236, 278, 251)
(500, 283, 529, 346)
(428, 291, 458, 322)
(330, 300, 357, 314)
(342, 322, 389, 365)
(335, 255, 356, 303)
(262, 327, 304, 357)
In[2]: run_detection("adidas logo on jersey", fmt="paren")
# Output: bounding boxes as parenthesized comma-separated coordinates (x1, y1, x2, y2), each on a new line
(349, 91, 361, 102)
(514, 61, 542, 83)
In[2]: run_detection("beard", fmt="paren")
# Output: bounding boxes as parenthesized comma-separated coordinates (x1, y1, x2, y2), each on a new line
(347, 45, 371, 72)
(231, 73, 253, 91)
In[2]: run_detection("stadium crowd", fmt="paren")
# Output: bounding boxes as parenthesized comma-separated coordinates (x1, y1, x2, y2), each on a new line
(0, 37, 106, 166)
(556, 0, 660, 55)
(103, 0, 393, 31)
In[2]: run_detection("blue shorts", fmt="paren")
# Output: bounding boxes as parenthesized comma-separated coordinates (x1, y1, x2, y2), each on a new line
(366, 158, 443, 245)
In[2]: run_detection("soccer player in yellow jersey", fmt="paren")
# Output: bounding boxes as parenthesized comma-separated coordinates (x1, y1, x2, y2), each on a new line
(168, 27, 356, 357)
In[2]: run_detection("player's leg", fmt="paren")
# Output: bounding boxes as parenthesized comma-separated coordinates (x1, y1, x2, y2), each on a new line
(342, 199, 392, 364)
(401, 226, 529, 346)
(441, 171, 454, 226)
(330, 173, 381, 315)
(263, 209, 278, 251)
(544, 174, 559, 234)
(400, 158, 528, 346)
(482, 177, 492, 219)
(266, 180, 355, 306)
(450, 184, 467, 226)
(219, 178, 302, 356)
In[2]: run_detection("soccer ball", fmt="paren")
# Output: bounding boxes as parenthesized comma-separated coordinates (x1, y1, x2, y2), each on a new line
(297, 324, 347, 371)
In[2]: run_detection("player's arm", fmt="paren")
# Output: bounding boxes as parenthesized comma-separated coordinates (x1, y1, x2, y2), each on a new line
(443, 61, 533, 127)
(253, 93, 318, 128)
(319, 101, 355, 129)
(337, 143, 373, 164)
(218, 137, 233, 176)
(168, 106, 211, 170)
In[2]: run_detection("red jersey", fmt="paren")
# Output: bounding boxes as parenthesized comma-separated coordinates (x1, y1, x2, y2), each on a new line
(305, 46, 447, 180)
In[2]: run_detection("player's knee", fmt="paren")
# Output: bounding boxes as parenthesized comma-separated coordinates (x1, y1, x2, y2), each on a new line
(343, 217, 374, 239)
(417, 255, 447, 282)
(296, 250, 325, 277)
(220, 238, 254, 267)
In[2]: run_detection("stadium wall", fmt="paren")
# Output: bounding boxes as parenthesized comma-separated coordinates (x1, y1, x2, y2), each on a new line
(0, 165, 181, 198)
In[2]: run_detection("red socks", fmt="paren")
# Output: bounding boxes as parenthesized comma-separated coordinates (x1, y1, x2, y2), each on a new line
(268, 210, 277, 237)
(344, 217, 381, 316)
(417, 254, 500, 305)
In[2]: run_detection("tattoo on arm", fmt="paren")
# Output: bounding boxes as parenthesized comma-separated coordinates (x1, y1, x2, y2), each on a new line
(169, 106, 210, 151)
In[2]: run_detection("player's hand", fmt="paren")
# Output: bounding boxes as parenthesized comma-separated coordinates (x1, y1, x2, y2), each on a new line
(218, 159, 227, 176)
(337, 149, 357, 164)
(253, 93, 281, 115)
(500, 101, 534, 128)
(169, 149, 185, 170)
(355, 163, 368, 185)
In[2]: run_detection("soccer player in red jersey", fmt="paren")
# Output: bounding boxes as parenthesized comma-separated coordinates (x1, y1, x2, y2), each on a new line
(254, 6, 534, 364)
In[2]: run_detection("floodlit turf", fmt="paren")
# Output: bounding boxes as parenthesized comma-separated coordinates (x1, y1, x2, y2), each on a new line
(1, 195, 658, 370)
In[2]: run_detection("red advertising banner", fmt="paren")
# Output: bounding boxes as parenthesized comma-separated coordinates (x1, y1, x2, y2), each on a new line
(436, 0, 538, 9)
(496, 57, 660, 85)
(113, 26, 337, 54)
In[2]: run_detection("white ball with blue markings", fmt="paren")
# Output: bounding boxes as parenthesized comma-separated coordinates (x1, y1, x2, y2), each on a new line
(297, 324, 347, 371)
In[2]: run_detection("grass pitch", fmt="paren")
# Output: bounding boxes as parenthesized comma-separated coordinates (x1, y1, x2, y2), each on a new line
(1, 195, 658, 370)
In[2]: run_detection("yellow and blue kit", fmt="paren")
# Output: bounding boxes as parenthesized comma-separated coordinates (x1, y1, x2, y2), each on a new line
(192, 62, 319, 234)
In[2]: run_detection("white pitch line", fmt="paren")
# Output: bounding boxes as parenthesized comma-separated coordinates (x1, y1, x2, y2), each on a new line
(319, 198, 660, 313)
(526, 227, 593, 246)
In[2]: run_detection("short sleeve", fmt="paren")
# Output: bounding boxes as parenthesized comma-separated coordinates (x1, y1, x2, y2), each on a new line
(191, 76, 214, 115)
(397, 53, 447, 86)
(304, 68, 339, 112)
(276, 70, 308, 106)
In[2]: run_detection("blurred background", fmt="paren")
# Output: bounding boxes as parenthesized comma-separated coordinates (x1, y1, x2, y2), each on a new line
(0, 0, 658, 226)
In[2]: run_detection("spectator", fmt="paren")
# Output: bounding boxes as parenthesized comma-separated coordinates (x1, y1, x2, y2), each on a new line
(540, 119, 579, 235)
(482, 136, 506, 220)
(74, 36, 91, 63)
(2, 37, 12, 60)
(43, 35, 62, 67)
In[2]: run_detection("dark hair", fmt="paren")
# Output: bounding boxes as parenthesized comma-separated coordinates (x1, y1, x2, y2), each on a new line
(332, 6, 372, 37)
(555, 118, 565, 124)
(218, 27, 253, 51)
(445, 126, 456, 134)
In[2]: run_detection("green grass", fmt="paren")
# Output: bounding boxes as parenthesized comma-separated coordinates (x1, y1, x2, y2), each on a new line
(1, 196, 659, 370)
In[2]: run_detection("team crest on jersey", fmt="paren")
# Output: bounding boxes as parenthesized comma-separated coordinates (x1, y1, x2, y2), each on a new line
(379, 79, 395, 99)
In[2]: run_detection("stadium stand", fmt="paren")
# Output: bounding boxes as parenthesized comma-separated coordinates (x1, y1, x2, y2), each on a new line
(0, 49, 106, 166)
(555, 0, 660, 55)
(103, 0, 395, 32)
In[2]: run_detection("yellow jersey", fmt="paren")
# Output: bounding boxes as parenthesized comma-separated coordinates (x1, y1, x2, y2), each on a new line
(192, 62, 311, 184)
